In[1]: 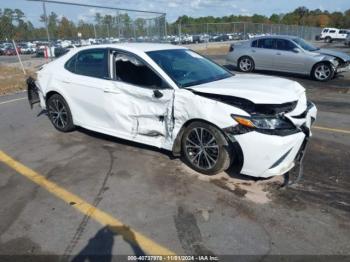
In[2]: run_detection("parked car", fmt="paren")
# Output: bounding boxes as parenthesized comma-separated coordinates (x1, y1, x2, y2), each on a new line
(4, 47, 18, 56)
(320, 28, 349, 43)
(54, 46, 71, 58)
(27, 43, 317, 177)
(227, 35, 350, 81)
(345, 33, 350, 47)
(211, 34, 230, 42)
(192, 35, 205, 44)
(18, 43, 36, 54)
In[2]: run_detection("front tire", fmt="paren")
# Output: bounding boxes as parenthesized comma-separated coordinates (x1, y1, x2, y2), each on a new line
(312, 62, 334, 82)
(238, 56, 255, 72)
(181, 122, 233, 175)
(47, 94, 75, 132)
(325, 36, 332, 43)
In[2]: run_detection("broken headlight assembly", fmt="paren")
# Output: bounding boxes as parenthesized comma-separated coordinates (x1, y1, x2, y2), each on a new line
(231, 114, 295, 130)
(330, 58, 340, 68)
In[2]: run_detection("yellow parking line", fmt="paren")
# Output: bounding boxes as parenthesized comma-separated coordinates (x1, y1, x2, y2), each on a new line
(313, 125, 350, 134)
(0, 150, 175, 256)
(0, 97, 27, 105)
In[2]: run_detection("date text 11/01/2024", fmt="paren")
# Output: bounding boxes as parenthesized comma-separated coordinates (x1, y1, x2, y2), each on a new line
(127, 255, 219, 261)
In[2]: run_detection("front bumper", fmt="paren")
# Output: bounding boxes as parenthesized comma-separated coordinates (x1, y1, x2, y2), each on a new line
(336, 62, 350, 73)
(227, 102, 317, 178)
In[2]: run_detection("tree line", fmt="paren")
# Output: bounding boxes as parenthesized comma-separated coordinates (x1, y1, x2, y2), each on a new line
(175, 7, 350, 28)
(0, 8, 163, 41)
(1, 6, 350, 41)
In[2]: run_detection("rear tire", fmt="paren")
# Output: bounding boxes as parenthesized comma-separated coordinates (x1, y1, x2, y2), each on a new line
(238, 56, 255, 72)
(312, 62, 334, 82)
(47, 94, 75, 132)
(181, 121, 233, 175)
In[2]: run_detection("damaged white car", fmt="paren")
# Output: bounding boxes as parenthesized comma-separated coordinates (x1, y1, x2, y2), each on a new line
(27, 43, 317, 177)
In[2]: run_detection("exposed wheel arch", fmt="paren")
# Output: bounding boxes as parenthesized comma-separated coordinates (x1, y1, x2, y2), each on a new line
(45, 91, 61, 103)
(172, 119, 225, 156)
(45, 90, 76, 125)
(46, 93, 75, 132)
(172, 119, 244, 174)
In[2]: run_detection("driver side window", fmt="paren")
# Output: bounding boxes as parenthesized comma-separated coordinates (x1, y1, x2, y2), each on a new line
(114, 52, 163, 89)
(275, 39, 296, 51)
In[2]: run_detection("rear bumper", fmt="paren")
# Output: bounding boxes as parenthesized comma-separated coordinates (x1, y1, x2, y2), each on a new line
(27, 77, 45, 109)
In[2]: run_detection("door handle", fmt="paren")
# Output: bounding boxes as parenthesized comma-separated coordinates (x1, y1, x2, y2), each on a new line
(153, 90, 163, 98)
(61, 80, 71, 84)
(252, 49, 256, 53)
(276, 52, 281, 55)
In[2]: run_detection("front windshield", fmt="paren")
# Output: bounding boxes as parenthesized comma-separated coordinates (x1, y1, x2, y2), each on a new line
(147, 49, 232, 88)
(292, 38, 319, 51)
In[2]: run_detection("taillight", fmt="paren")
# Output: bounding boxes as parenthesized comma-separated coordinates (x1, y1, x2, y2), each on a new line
(229, 45, 234, 52)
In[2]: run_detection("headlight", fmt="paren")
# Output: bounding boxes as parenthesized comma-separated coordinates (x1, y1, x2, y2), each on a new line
(231, 115, 294, 130)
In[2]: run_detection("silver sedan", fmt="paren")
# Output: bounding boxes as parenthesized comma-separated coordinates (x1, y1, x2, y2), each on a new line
(226, 35, 350, 81)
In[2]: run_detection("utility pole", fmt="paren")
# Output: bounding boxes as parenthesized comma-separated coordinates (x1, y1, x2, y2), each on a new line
(42, 1, 53, 59)
(93, 24, 97, 39)
(164, 15, 167, 39)
(179, 19, 182, 41)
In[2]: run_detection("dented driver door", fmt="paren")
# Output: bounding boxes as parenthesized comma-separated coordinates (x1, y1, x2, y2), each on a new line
(104, 83, 174, 148)
(103, 52, 175, 148)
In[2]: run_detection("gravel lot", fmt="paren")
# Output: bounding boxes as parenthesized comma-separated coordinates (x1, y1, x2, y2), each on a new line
(0, 41, 349, 261)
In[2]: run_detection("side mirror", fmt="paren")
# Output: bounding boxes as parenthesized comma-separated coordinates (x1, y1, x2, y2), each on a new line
(292, 47, 300, 53)
(153, 89, 163, 98)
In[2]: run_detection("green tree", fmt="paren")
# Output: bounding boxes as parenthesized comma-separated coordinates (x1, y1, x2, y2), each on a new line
(269, 14, 280, 24)
(251, 14, 268, 23)
(58, 16, 75, 39)
(40, 12, 58, 39)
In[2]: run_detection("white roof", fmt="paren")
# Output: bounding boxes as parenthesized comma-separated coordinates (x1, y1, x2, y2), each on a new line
(77, 43, 187, 53)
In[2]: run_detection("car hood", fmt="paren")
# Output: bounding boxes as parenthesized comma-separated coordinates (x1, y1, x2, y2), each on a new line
(315, 48, 350, 62)
(190, 74, 305, 104)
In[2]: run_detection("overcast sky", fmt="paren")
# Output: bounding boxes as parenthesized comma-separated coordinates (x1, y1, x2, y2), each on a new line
(2, 0, 350, 24)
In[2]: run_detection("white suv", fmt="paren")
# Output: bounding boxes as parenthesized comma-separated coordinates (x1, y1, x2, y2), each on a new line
(320, 28, 349, 43)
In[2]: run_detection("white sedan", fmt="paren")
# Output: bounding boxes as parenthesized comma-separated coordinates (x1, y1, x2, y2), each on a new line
(27, 43, 317, 177)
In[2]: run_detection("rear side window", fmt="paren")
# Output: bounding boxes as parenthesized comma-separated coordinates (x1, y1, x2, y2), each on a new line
(75, 49, 108, 78)
(65, 54, 76, 73)
(275, 39, 296, 51)
(251, 40, 258, 47)
(257, 38, 274, 49)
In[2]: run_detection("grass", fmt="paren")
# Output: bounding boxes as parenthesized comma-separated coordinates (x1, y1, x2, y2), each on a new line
(192, 44, 230, 55)
(0, 65, 34, 95)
